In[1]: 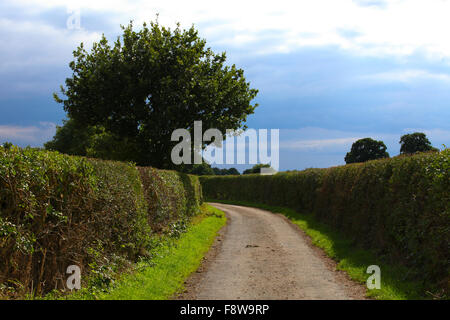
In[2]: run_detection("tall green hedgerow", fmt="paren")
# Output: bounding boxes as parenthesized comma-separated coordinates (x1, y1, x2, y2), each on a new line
(0, 146, 202, 298)
(200, 150, 449, 296)
(138, 168, 202, 232)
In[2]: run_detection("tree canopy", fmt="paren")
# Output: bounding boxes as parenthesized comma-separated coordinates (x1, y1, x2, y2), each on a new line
(51, 20, 258, 168)
(213, 167, 240, 175)
(181, 161, 240, 176)
(1, 142, 13, 150)
(400, 132, 437, 154)
(243, 163, 272, 174)
(345, 138, 389, 164)
(44, 118, 138, 161)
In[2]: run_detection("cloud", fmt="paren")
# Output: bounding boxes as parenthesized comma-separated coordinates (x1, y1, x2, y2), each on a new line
(278, 127, 449, 152)
(0, 17, 101, 74)
(0, 3, 101, 96)
(352, 0, 389, 9)
(280, 137, 360, 150)
(0, 122, 56, 146)
(3, 0, 450, 100)
(279, 128, 372, 152)
(204, 126, 450, 171)
(1, 0, 449, 164)
(4, 0, 450, 60)
(359, 69, 450, 83)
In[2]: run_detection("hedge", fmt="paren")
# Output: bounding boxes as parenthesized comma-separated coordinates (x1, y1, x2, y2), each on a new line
(200, 150, 449, 295)
(0, 146, 202, 297)
(138, 167, 202, 232)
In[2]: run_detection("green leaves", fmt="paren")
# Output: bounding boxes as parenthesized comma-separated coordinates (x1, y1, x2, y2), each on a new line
(0, 146, 202, 297)
(400, 132, 438, 154)
(53, 20, 258, 168)
(243, 164, 271, 174)
(200, 150, 450, 296)
(345, 138, 389, 164)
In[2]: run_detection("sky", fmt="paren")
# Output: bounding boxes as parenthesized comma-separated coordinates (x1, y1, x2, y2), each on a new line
(1, 0, 449, 171)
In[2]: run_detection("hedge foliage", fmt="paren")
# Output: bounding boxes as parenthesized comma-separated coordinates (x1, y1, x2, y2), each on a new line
(200, 150, 449, 295)
(0, 146, 202, 297)
(138, 167, 202, 232)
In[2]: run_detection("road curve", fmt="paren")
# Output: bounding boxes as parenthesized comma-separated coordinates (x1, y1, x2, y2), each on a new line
(180, 203, 366, 300)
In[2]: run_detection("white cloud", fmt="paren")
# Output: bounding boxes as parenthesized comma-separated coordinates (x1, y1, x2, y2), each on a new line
(279, 127, 450, 153)
(3, 0, 450, 69)
(9, 0, 448, 59)
(279, 127, 369, 151)
(359, 69, 450, 83)
(0, 122, 56, 146)
(0, 17, 101, 74)
(280, 137, 360, 150)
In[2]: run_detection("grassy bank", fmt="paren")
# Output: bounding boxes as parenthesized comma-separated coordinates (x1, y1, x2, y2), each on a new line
(209, 199, 433, 300)
(60, 204, 226, 300)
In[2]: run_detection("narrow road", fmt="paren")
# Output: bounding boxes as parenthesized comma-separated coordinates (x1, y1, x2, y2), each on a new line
(180, 203, 366, 300)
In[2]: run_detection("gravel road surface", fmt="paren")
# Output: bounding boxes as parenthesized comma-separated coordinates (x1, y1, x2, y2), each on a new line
(179, 203, 366, 300)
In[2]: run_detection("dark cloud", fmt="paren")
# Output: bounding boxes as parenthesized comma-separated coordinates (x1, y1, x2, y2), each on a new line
(235, 47, 450, 134)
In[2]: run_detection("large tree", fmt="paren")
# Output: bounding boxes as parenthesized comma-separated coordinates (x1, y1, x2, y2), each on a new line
(345, 138, 389, 164)
(52, 21, 258, 168)
(399, 132, 437, 154)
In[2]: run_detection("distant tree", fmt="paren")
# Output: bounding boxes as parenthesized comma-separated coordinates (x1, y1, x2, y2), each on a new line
(1, 142, 13, 150)
(225, 168, 240, 175)
(243, 163, 271, 174)
(399, 132, 438, 154)
(210, 167, 241, 175)
(52, 20, 258, 168)
(345, 138, 389, 164)
(187, 163, 215, 175)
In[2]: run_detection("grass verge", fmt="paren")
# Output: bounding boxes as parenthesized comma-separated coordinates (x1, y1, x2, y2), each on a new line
(56, 204, 226, 300)
(208, 199, 430, 300)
